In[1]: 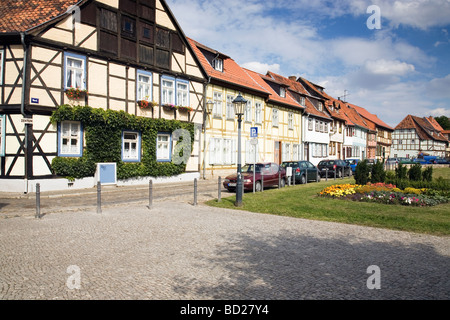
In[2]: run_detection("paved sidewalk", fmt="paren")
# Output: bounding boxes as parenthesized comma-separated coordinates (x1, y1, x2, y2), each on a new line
(0, 198, 449, 300)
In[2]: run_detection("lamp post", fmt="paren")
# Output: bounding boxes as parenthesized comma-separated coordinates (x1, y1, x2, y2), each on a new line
(203, 100, 214, 180)
(232, 92, 247, 207)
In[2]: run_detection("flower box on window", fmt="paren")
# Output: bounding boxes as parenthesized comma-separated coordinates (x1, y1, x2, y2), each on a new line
(65, 88, 88, 100)
(163, 104, 177, 111)
(177, 106, 194, 113)
(137, 100, 157, 109)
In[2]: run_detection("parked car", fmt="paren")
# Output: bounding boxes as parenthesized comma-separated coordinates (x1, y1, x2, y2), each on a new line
(399, 157, 415, 164)
(223, 162, 287, 192)
(281, 161, 320, 184)
(432, 158, 450, 164)
(345, 159, 360, 173)
(413, 158, 430, 164)
(386, 157, 399, 165)
(317, 159, 352, 178)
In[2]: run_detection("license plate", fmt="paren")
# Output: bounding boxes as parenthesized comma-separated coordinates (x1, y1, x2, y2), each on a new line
(228, 183, 236, 187)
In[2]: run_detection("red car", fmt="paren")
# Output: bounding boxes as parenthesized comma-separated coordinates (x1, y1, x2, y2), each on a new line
(223, 162, 287, 192)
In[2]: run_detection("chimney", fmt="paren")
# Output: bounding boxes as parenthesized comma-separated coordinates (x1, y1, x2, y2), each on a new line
(289, 76, 297, 81)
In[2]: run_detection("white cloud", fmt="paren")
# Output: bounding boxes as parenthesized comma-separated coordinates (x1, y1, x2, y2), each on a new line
(427, 108, 450, 117)
(364, 59, 415, 76)
(241, 62, 280, 74)
(426, 74, 450, 99)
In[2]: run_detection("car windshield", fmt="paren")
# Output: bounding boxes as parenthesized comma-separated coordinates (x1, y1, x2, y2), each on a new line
(242, 164, 263, 173)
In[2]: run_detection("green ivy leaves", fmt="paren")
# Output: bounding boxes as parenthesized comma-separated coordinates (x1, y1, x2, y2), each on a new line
(51, 105, 195, 181)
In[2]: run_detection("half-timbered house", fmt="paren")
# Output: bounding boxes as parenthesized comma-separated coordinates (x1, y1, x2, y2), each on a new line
(392, 115, 448, 159)
(0, 0, 208, 192)
(189, 39, 305, 178)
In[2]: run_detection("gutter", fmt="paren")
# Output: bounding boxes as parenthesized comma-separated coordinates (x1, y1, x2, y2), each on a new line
(20, 32, 30, 193)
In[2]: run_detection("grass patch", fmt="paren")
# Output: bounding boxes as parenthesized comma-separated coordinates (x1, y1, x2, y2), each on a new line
(207, 177, 450, 236)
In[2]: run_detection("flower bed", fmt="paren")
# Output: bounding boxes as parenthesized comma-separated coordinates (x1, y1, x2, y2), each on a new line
(319, 183, 449, 207)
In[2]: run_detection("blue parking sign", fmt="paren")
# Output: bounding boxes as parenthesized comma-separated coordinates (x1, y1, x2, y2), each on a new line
(250, 127, 258, 138)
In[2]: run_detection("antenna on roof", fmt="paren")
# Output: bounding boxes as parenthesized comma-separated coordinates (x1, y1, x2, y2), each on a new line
(338, 90, 350, 103)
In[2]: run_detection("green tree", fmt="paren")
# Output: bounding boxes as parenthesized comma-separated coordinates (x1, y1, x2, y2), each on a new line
(370, 161, 386, 183)
(434, 116, 450, 130)
(355, 160, 370, 185)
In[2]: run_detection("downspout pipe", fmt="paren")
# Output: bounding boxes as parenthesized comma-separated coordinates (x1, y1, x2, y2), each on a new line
(20, 32, 29, 193)
(20, 32, 28, 117)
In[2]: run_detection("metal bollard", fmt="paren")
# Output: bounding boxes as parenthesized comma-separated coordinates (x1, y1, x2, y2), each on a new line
(147, 180, 153, 210)
(261, 173, 264, 192)
(193, 178, 198, 206)
(35, 183, 41, 219)
(97, 182, 102, 214)
(326, 168, 328, 181)
(305, 169, 308, 184)
(342, 166, 344, 180)
(218, 177, 222, 202)
(334, 168, 336, 180)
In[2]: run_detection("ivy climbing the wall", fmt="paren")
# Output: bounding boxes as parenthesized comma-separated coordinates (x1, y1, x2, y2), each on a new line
(50, 105, 195, 181)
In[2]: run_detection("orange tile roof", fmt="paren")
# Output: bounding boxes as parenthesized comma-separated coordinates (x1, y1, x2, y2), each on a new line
(188, 38, 269, 97)
(350, 104, 393, 131)
(243, 68, 304, 110)
(343, 105, 371, 130)
(264, 71, 330, 119)
(395, 115, 448, 142)
(0, 0, 81, 33)
(426, 116, 445, 132)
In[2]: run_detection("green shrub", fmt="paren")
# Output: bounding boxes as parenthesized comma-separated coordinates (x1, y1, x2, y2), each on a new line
(422, 166, 433, 182)
(355, 160, 370, 185)
(371, 161, 386, 183)
(395, 163, 408, 180)
(408, 163, 422, 181)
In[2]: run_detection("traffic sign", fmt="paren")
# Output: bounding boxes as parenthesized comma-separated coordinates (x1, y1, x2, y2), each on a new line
(250, 127, 258, 138)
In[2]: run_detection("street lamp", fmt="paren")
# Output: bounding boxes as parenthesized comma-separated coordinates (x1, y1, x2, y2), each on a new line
(203, 100, 214, 179)
(232, 92, 247, 207)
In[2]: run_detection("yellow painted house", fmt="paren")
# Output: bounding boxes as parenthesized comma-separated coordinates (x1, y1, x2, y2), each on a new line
(0, 0, 208, 192)
(189, 38, 305, 179)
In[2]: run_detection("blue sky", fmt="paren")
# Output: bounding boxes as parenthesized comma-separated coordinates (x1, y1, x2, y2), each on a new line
(166, 0, 450, 127)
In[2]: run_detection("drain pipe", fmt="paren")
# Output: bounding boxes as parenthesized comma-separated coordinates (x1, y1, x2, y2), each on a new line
(20, 32, 29, 193)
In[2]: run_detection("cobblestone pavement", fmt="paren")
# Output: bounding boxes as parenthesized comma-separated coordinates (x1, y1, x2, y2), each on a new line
(0, 181, 449, 300)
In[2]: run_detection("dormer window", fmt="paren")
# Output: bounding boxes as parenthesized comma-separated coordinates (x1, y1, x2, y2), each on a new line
(300, 97, 305, 106)
(213, 58, 223, 72)
(280, 87, 286, 98)
(318, 102, 323, 111)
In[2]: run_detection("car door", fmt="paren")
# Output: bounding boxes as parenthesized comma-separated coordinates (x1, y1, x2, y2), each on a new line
(306, 162, 316, 180)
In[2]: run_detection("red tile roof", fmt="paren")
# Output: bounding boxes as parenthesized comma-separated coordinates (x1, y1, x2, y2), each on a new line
(264, 71, 330, 119)
(188, 38, 269, 97)
(0, 0, 81, 33)
(243, 68, 304, 110)
(350, 104, 393, 131)
(395, 115, 448, 142)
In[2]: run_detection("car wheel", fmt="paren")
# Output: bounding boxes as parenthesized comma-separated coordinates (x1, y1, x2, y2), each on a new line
(300, 175, 306, 184)
(255, 181, 262, 192)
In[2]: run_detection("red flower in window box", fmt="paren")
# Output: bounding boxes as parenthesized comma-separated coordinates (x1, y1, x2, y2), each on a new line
(137, 100, 157, 109)
(177, 106, 194, 113)
(65, 87, 88, 99)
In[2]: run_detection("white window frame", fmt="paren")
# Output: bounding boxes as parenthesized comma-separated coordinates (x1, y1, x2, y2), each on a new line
(288, 112, 294, 130)
(0, 114, 5, 157)
(245, 100, 252, 122)
(137, 70, 152, 101)
(122, 131, 141, 162)
(300, 97, 305, 106)
(156, 133, 172, 162)
(176, 79, 189, 107)
(64, 52, 86, 90)
(213, 58, 223, 72)
(308, 118, 313, 131)
(161, 77, 175, 105)
(282, 143, 291, 162)
(255, 102, 262, 124)
(213, 92, 222, 118)
(293, 144, 300, 161)
(58, 121, 83, 157)
(272, 108, 279, 127)
(226, 95, 235, 120)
